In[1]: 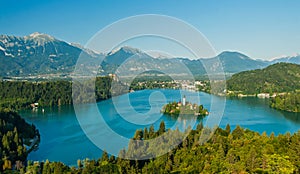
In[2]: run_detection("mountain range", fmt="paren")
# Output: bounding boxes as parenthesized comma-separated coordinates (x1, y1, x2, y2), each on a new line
(0, 32, 299, 77)
(270, 54, 300, 65)
(0, 32, 97, 76)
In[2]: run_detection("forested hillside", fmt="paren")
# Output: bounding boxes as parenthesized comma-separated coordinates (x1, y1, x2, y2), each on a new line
(0, 77, 119, 110)
(9, 121, 300, 173)
(227, 63, 300, 95)
(0, 109, 39, 172)
(270, 92, 300, 112)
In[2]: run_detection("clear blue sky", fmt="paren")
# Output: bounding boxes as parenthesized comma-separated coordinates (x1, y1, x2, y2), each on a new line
(0, 0, 299, 59)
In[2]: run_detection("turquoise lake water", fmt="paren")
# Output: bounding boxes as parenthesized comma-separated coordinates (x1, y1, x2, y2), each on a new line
(20, 89, 300, 165)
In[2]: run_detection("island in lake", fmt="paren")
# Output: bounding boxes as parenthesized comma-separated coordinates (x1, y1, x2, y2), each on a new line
(161, 95, 209, 116)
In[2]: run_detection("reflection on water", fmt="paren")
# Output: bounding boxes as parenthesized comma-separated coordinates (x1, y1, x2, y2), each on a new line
(279, 110, 300, 124)
(230, 96, 300, 125)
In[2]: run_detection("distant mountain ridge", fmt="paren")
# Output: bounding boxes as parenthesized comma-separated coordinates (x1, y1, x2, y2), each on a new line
(0, 33, 298, 77)
(270, 54, 300, 64)
(200, 51, 268, 74)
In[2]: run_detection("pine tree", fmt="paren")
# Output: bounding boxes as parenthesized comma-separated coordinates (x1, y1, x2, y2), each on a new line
(101, 151, 109, 162)
(77, 159, 82, 168)
(144, 127, 149, 140)
(149, 125, 155, 139)
(158, 121, 166, 135)
(225, 124, 231, 135)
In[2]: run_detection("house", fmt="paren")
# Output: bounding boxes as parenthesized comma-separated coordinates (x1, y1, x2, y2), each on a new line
(257, 93, 270, 98)
(31, 103, 39, 108)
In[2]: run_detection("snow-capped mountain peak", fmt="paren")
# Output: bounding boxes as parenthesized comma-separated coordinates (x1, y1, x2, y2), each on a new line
(28, 32, 54, 40)
(107, 46, 142, 56)
(270, 53, 300, 64)
(24, 32, 56, 46)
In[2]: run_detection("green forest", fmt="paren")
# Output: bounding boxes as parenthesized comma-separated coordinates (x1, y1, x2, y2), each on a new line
(0, 108, 39, 172)
(0, 76, 120, 110)
(270, 92, 300, 112)
(227, 63, 300, 95)
(2, 121, 299, 173)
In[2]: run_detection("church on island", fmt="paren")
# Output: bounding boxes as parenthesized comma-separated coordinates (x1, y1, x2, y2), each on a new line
(161, 95, 209, 116)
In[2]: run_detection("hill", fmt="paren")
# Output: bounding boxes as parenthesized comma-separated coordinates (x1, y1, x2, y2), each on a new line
(227, 63, 300, 95)
(201, 51, 268, 74)
(0, 108, 39, 171)
(0, 76, 118, 110)
(270, 92, 300, 112)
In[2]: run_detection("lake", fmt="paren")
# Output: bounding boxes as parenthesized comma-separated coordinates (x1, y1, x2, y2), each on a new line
(20, 89, 300, 165)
